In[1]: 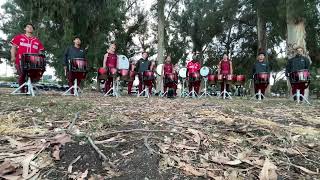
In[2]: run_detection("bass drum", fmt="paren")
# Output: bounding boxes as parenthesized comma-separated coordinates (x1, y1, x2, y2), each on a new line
(117, 55, 129, 70)
(178, 68, 187, 78)
(156, 64, 164, 76)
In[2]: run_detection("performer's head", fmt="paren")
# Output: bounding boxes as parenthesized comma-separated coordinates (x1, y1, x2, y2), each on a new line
(257, 52, 265, 62)
(165, 55, 171, 64)
(24, 23, 35, 34)
(109, 42, 116, 54)
(73, 36, 81, 46)
(223, 53, 228, 60)
(142, 51, 148, 60)
(296, 47, 304, 56)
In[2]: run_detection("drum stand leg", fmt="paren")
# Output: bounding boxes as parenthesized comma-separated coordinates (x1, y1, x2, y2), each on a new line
(104, 78, 119, 97)
(200, 78, 211, 98)
(250, 89, 265, 101)
(160, 90, 168, 97)
(218, 81, 232, 99)
(292, 89, 311, 105)
(187, 87, 198, 98)
(180, 79, 188, 98)
(11, 77, 35, 96)
(63, 79, 81, 96)
(137, 81, 150, 98)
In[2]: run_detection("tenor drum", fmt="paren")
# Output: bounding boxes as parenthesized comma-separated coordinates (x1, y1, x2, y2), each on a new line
(254, 72, 270, 84)
(21, 53, 46, 71)
(225, 74, 235, 84)
(98, 67, 108, 80)
(234, 75, 246, 85)
(165, 73, 177, 84)
(118, 69, 129, 81)
(290, 69, 310, 84)
(216, 74, 224, 83)
(207, 74, 216, 85)
(189, 72, 201, 82)
(108, 67, 118, 78)
(70, 58, 87, 73)
(143, 70, 154, 81)
(156, 64, 164, 76)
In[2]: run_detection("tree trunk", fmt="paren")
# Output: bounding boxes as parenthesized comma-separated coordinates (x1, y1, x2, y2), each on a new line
(156, 0, 166, 94)
(286, 0, 309, 98)
(257, 8, 267, 53)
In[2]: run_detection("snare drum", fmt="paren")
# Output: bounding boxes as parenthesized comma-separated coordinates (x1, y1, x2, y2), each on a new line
(207, 74, 216, 85)
(254, 72, 270, 84)
(21, 53, 46, 71)
(98, 67, 108, 80)
(225, 74, 235, 84)
(216, 74, 224, 83)
(290, 69, 310, 84)
(143, 70, 154, 81)
(165, 73, 177, 84)
(234, 75, 246, 85)
(70, 58, 87, 72)
(189, 72, 201, 82)
(118, 69, 129, 81)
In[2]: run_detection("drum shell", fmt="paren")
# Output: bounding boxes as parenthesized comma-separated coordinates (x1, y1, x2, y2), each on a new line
(290, 70, 310, 84)
(98, 67, 108, 80)
(165, 73, 178, 84)
(70, 58, 87, 72)
(118, 69, 129, 81)
(254, 73, 270, 84)
(143, 70, 154, 81)
(21, 54, 46, 71)
(108, 67, 118, 78)
(234, 75, 246, 85)
(189, 72, 201, 82)
(207, 74, 216, 85)
(216, 74, 224, 83)
(225, 74, 235, 84)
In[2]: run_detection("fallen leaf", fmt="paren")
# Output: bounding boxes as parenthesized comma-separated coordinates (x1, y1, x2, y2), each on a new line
(52, 133, 72, 145)
(52, 145, 61, 160)
(22, 154, 35, 178)
(259, 158, 277, 180)
(0, 161, 18, 176)
(77, 169, 88, 180)
(182, 163, 205, 176)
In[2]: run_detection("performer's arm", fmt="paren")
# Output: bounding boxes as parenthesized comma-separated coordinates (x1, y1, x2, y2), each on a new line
(251, 65, 255, 79)
(285, 60, 290, 77)
(230, 61, 233, 74)
(63, 47, 69, 76)
(10, 46, 17, 63)
(305, 57, 310, 69)
(217, 61, 221, 74)
(102, 53, 108, 69)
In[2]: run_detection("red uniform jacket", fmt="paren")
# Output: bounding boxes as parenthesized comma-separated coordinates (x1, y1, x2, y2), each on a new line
(104, 53, 117, 68)
(187, 60, 201, 76)
(219, 59, 231, 75)
(163, 63, 174, 75)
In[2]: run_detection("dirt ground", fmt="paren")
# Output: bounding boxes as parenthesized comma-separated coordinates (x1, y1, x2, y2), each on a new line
(0, 90, 319, 180)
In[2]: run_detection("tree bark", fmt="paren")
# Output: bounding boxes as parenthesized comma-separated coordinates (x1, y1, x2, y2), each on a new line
(257, 8, 267, 53)
(156, 0, 166, 93)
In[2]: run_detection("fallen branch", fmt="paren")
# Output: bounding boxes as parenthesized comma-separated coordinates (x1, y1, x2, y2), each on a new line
(143, 136, 161, 155)
(96, 129, 191, 140)
(87, 136, 116, 169)
(67, 112, 80, 133)
(68, 155, 81, 173)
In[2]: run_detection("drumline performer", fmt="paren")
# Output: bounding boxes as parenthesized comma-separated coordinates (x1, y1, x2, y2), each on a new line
(103, 43, 118, 93)
(163, 55, 177, 97)
(127, 58, 136, 95)
(10, 23, 45, 93)
(63, 36, 86, 93)
(252, 52, 270, 99)
(285, 47, 311, 101)
(186, 52, 201, 95)
(218, 53, 233, 94)
(135, 52, 153, 95)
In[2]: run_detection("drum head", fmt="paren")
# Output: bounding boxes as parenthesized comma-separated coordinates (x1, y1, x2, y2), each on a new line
(179, 68, 187, 78)
(117, 55, 129, 69)
(133, 75, 139, 86)
(200, 66, 210, 77)
(156, 64, 164, 76)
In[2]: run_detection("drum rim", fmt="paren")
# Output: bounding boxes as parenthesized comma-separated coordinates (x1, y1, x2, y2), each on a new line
(156, 64, 164, 75)
(200, 66, 210, 76)
(178, 68, 187, 78)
